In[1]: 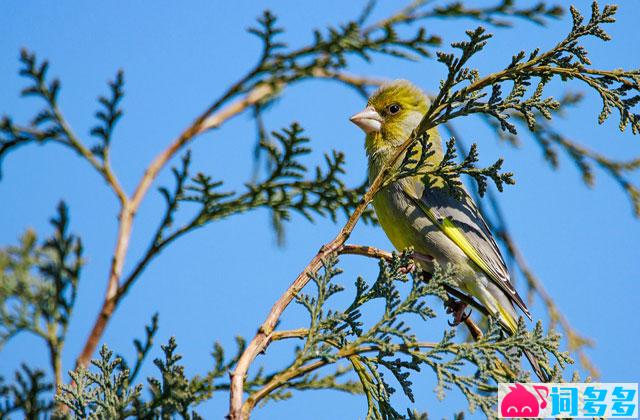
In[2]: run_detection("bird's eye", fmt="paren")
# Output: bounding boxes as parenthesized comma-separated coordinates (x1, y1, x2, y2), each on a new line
(387, 103, 401, 115)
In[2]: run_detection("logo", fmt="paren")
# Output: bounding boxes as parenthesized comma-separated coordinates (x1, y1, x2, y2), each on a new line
(498, 383, 638, 418)
(500, 383, 548, 417)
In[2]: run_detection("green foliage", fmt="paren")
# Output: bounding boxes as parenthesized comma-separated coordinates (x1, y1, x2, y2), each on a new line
(0, 203, 81, 345)
(57, 340, 208, 419)
(123, 122, 375, 287)
(56, 326, 306, 417)
(157, 123, 375, 245)
(139, 338, 203, 418)
(58, 345, 142, 419)
(240, 253, 569, 418)
(0, 364, 53, 419)
(0, 51, 108, 175)
(119, 313, 160, 388)
(391, 1, 639, 210)
(0, 202, 82, 388)
(429, 0, 564, 27)
(436, 139, 515, 197)
(190, 123, 373, 224)
(398, 132, 515, 198)
(247, 8, 440, 86)
(357, 0, 563, 32)
(0, 51, 126, 203)
(535, 124, 640, 215)
(0, 50, 59, 176)
(509, 92, 640, 215)
(484, 87, 640, 216)
(250, 124, 375, 230)
(90, 70, 125, 159)
(116, 121, 375, 297)
(55, 335, 283, 418)
(422, 2, 639, 136)
(52, 252, 570, 419)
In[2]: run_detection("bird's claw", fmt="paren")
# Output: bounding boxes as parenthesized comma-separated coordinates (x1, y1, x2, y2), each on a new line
(399, 263, 416, 275)
(445, 299, 471, 326)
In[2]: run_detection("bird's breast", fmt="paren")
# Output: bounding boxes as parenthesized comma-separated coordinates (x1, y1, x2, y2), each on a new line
(372, 181, 473, 277)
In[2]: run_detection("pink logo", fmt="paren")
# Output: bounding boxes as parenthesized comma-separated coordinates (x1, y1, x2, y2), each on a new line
(500, 383, 549, 417)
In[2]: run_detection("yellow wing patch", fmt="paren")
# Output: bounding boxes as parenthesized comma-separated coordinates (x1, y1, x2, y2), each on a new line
(439, 217, 496, 279)
(497, 304, 518, 333)
(405, 191, 496, 282)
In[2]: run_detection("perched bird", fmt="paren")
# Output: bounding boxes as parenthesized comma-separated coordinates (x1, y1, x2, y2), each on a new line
(349, 79, 548, 381)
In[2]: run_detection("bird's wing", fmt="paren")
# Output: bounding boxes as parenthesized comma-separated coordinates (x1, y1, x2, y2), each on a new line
(401, 178, 531, 319)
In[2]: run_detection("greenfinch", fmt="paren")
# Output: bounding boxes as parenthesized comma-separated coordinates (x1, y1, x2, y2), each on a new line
(350, 80, 548, 381)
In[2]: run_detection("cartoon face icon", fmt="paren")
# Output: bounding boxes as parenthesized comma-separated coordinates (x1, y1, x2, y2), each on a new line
(500, 383, 548, 418)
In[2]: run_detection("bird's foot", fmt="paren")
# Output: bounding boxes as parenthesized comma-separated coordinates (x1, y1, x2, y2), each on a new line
(399, 262, 416, 275)
(445, 299, 471, 327)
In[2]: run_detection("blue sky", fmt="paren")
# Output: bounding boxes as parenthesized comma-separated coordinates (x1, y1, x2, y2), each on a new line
(1, 1, 639, 418)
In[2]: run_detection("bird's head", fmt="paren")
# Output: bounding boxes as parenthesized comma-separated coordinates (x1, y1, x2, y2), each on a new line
(350, 80, 429, 157)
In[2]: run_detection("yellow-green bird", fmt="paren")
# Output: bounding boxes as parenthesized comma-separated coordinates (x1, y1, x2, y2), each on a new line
(350, 79, 548, 381)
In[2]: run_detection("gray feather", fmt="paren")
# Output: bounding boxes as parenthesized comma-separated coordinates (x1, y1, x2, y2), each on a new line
(406, 179, 531, 320)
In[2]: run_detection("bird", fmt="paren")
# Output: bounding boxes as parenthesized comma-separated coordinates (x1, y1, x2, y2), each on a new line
(349, 79, 549, 381)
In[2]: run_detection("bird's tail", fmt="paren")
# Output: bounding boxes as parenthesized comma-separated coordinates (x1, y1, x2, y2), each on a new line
(523, 348, 551, 382)
(496, 297, 551, 382)
(470, 281, 551, 382)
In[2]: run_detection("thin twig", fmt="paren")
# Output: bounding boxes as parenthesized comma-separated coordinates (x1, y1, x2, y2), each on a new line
(49, 103, 127, 204)
(463, 317, 484, 341)
(242, 340, 438, 414)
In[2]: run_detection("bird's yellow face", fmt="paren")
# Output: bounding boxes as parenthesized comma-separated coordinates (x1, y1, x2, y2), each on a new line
(350, 80, 429, 157)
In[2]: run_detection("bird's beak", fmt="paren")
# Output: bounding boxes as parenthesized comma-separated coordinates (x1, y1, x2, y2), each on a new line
(349, 105, 382, 134)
